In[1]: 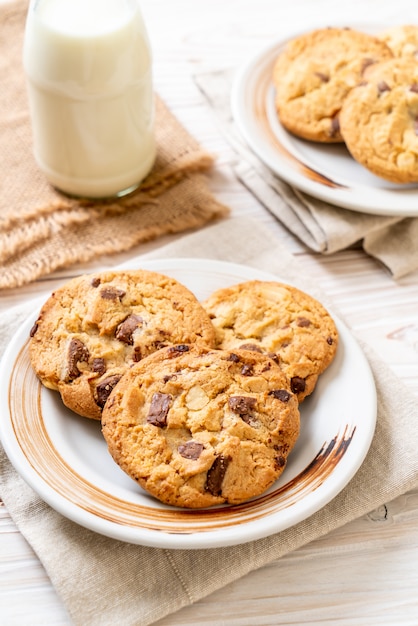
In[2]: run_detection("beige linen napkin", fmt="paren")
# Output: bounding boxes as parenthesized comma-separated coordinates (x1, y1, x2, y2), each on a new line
(0, 1, 229, 289)
(1, 216, 418, 626)
(195, 70, 418, 279)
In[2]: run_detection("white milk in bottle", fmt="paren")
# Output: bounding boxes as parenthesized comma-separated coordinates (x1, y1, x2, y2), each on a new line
(23, 0, 156, 198)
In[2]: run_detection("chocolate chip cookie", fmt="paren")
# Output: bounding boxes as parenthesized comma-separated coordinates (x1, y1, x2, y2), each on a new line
(203, 280, 338, 402)
(102, 344, 300, 508)
(29, 270, 216, 420)
(273, 27, 393, 142)
(379, 25, 418, 58)
(339, 57, 418, 183)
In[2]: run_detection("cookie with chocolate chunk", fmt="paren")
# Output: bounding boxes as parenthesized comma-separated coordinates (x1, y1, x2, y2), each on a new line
(203, 280, 338, 402)
(379, 25, 418, 59)
(339, 57, 418, 183)
(273, 27, 393, 142)
(29, 270, 216, 420)
(102, 344, 300, 508)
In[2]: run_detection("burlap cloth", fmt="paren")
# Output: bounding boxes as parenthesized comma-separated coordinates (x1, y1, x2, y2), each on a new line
(194, 70, 418, 279)
(1, 216, 418, 626)
(0, 1, 229, 289)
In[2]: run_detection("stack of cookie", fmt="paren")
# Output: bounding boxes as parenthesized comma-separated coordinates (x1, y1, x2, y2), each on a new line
(273, 25, 418, 183)
(29, 269, 338, 508)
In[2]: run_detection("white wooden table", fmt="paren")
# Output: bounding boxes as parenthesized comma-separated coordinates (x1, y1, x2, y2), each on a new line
(1, 0, 418, 624)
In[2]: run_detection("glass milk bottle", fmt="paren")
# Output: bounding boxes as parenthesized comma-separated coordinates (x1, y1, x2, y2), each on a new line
(23, 0, 156, 199)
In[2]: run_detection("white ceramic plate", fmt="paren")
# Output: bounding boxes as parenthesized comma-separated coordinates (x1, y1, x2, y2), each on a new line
(231, 27, 418, 216)
(0, 259, 377, 549)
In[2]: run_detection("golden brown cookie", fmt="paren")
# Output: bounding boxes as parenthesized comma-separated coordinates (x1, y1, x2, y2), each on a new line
(102, 344, 300, 508)
(203, 280, 338, 402)
(339, 57, 418, 183)
(379, 24, 418, 58)
(29, 270, 216, 420)
(273, 27, 393, 142)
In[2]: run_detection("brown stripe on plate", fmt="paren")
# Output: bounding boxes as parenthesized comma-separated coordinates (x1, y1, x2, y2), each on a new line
(8, 342, 354, 535)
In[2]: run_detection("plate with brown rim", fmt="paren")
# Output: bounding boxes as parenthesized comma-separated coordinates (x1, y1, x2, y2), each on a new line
(231, 25, 418, 216)
(0, 259, 377, 549)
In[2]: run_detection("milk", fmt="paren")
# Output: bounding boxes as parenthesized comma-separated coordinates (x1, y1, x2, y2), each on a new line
(23, 0, 156, 198)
